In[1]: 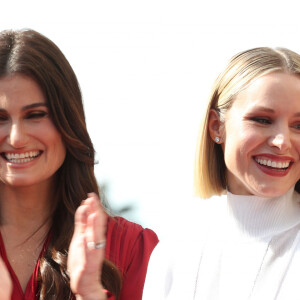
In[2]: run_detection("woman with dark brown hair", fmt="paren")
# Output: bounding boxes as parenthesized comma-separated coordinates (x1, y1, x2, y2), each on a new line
(0, 29, 158, 300)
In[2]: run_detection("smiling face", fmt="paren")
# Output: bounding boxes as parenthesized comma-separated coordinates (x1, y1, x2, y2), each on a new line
(210, 72, 300, 197)
(0, 74, 66, 188)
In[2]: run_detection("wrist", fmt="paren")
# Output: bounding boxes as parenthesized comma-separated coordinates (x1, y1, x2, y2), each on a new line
(75, 286, 107, 300)
(75, 293, 107, 300)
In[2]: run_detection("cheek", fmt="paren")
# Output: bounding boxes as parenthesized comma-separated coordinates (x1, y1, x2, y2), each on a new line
(294, 139, 300, 154)
(0, 125, 10, 141)
(53, 137, 66, 162)
(223, 127, 259, 167)
(37, 124, 66, 164)
(42, 134, 66, 178)
(49, 133, 66, 163)
(225, 120, 261, 149)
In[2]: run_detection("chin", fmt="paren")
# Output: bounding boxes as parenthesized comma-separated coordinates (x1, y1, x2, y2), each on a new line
(4, 176, 37, 187)
(253, 185, 292, 198)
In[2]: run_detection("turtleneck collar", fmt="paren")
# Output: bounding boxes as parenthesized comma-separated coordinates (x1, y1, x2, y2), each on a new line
(225, 188, 300, 240)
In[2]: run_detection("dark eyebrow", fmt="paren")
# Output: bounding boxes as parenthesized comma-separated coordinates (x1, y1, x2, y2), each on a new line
(0, 103, 48, 113)
(21, 102, 48, 111)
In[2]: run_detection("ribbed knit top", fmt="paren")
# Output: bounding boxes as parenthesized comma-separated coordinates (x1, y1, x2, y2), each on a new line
(226, 187, 300, 239)
(143, 188, 300, 300)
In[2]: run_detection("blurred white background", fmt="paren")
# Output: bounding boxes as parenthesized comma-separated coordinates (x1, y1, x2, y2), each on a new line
(1, 0, 300, 239)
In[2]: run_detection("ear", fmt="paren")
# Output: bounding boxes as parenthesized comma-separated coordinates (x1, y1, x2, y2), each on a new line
(208, 109, 223, 142)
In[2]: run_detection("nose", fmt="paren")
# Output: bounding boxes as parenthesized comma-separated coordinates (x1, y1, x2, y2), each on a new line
(268, 127, 291, 152)
(7, 122, 28, 148)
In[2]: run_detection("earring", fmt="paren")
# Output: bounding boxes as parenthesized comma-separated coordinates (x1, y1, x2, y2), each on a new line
(215, 137, 220, 143)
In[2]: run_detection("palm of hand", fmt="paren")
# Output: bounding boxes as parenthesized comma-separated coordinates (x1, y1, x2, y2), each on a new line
(68, 193, 107, 299)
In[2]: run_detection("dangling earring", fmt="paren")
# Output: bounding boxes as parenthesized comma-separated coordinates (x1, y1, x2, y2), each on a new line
(215, 137, 220, 143)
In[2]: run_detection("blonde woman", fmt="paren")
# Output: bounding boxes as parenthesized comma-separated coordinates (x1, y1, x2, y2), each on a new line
(143, 47, 300, 299)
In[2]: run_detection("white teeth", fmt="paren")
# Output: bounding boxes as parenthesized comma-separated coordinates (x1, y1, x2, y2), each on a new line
(255, 157, 290, 169)
(4, 151, 40, 163)
(9, 158, 35, 163)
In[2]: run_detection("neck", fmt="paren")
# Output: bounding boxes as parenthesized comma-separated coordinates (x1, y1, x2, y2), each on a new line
(0, 181, 55, 234)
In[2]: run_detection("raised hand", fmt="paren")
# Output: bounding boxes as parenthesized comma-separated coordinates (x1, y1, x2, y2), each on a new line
(0, 255, 12, 300)
(68, 193, 107, 300)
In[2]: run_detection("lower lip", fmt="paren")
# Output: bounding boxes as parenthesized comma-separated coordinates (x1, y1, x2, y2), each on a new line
(255, 159, 291, 177)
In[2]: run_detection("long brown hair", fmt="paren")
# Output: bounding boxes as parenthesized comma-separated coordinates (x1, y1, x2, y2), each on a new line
(0, 29, 122, 299)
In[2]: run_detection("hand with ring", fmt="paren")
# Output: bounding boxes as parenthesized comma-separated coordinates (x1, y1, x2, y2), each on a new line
(68, 193, 107, 300)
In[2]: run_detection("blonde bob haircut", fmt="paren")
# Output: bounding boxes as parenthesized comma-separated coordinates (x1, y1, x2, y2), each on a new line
(194, 47, 300, 199)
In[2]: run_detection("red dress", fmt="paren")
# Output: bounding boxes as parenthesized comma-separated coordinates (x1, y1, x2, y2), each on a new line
(0, 216, 159, 300)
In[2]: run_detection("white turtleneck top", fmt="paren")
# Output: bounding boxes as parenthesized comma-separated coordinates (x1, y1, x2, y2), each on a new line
(143, 188, 300, 300)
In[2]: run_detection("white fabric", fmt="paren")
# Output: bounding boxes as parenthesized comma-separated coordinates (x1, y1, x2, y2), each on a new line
(143, 188, 300, 300)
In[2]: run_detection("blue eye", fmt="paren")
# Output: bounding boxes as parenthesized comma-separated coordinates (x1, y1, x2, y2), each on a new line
(251, 117, 271, 124)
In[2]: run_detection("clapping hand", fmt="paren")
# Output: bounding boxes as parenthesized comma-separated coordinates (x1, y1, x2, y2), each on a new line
(68, 193, 107, 300)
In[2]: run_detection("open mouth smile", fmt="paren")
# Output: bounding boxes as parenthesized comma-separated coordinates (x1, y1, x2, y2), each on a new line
(254, 155, 294, 176)
(1, 151, 42, 163)
(255, 157, 291, 169)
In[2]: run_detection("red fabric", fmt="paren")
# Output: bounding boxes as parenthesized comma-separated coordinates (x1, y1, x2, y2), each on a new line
(0, 217, 158, 300)
(104, 289, 115, 300)
(0, 231, 51, 300)
(105, 217, 159, 300)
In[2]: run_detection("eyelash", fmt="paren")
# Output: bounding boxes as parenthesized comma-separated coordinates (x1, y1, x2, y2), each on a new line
(251, 117, 300, 130)
(0, 111, 48, 122)
(25, 111, 48, 119)
(0, 114, 8, 122)
(251, 117, 271, 125)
